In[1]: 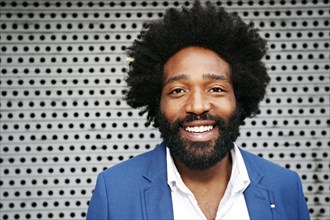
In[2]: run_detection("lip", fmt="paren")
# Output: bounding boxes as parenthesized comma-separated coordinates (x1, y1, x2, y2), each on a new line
(182, 120, 216, 128)
(180, 120, 218, 142)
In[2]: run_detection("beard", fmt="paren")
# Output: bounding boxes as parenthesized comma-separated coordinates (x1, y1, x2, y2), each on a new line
(158, 109, 241, 170)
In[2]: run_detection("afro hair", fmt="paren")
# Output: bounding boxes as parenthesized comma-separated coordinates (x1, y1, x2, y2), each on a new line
(124, 0, 270, 127)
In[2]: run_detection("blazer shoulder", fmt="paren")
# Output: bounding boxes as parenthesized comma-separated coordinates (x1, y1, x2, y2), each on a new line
(241, 149, 310, 220)
(240, 148, 300, 181)
(100, 143, 166, 180)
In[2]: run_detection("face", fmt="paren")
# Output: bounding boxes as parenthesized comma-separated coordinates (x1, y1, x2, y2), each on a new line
(159, 46, 240, 170)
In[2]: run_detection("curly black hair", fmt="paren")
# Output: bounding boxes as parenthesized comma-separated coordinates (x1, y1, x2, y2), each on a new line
(125, 0, 270, 127)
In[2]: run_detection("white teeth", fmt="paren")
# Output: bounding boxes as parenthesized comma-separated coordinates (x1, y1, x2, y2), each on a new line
(184, 125, 213, 133)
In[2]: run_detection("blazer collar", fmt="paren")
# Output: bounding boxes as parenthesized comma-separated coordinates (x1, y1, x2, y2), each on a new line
(141, 143, 174, 219)
(240, 148, 276, 220)
(140, 144, 276, 219)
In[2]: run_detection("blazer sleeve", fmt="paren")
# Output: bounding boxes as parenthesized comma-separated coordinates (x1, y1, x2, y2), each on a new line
(296, 173, 310, 220)
(87, 173, 108, 220)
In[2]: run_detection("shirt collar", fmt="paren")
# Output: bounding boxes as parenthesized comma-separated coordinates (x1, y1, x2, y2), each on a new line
(166, 146, 177, 190)
(229, 143, 250, 192)
(166, 143, 250, 193)
(166, 147, 192, 194)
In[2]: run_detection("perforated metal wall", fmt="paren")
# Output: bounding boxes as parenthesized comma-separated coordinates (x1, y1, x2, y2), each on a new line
(0, 0, 329, 219)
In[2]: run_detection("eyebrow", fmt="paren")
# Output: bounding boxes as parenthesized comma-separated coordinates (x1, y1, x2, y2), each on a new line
(163, 74, 188, 85)
(203, 73, 229, 82)
(163, 73, 229, 86)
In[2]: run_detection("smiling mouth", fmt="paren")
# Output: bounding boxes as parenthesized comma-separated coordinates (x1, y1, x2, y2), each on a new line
(183, 125, 215, 133)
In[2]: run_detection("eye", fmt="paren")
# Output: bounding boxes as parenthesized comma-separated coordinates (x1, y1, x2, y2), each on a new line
(168, 87, 186, 97)
(209, 86, 225, 93)
(169, 88, 185, 94)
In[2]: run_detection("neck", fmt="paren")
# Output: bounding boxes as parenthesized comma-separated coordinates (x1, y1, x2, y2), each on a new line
(174, 153, 232, 186)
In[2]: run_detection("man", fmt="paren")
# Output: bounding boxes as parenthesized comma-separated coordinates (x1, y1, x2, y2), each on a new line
(87, 1, 310, 219)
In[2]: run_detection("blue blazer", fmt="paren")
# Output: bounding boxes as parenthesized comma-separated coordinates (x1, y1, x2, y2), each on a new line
(87, 143, 310, 219)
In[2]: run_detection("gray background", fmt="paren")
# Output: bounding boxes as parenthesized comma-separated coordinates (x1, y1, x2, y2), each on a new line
(0, 0, 329, 219)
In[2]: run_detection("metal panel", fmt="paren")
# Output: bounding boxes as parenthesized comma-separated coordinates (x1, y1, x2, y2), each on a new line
(0, 0, 329, 219)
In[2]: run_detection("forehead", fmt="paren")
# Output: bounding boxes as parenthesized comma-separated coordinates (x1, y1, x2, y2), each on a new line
(163, 46, 231, 81)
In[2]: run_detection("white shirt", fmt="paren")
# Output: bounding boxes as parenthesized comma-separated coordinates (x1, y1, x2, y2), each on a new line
(166, 143, 251, 220)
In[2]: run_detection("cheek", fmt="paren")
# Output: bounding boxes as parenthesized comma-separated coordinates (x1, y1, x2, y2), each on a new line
(160, 96, 183, 120)
(230, 94, 237, 112)
(226, 96, 237, 117)
(213, 96, 236, 117)
(159, 93, 166, 113)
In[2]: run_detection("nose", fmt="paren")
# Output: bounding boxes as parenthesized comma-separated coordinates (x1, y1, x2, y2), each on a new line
(185, 90, 211, 116)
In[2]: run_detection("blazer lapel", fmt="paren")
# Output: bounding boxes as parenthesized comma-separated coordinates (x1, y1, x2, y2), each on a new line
(141, 143, 174, 219)
(142, 181, 173, 219)
(244, 183, 275, 219)
(241, 149, 275, 220)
